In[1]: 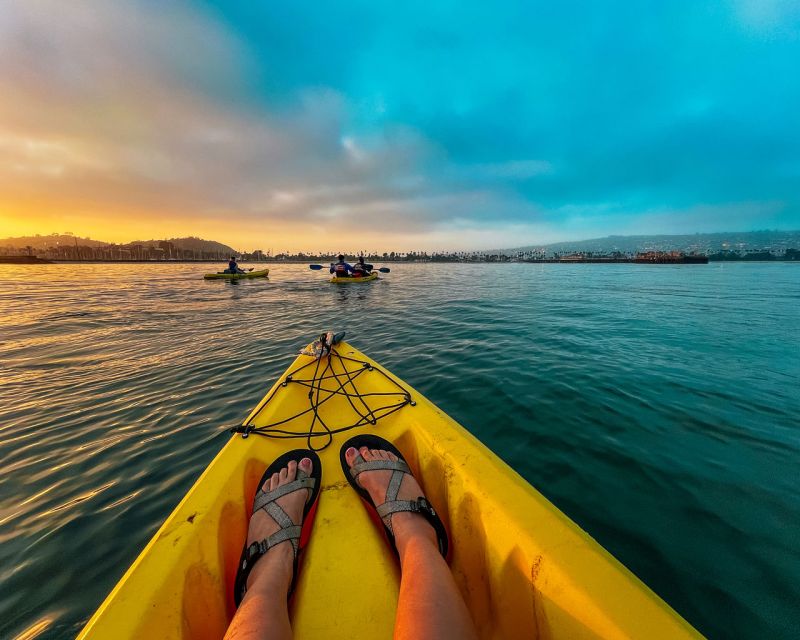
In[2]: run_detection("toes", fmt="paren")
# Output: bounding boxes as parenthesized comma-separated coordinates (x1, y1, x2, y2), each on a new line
(286, 459, 297, 482)
(345, 447, 359, 467)
(387, 451, 398, 462)
(299, 457, 313, 475)
(279, 466, 289, 483)
(270, 472, 280, 491)
(360, 446, 373, 460)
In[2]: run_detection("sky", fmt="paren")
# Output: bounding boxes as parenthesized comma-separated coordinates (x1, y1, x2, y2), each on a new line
(1, 0, 799, 252)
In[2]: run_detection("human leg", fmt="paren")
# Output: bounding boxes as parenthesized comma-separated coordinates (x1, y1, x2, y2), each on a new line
(224, 456, 315, 640)
(344, 445, 478, 640)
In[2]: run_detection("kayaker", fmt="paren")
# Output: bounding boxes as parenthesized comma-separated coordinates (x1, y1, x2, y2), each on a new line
(226, 256, 245, 274)
(329, 254, 354, 277)
(225, 438, 477, 640)
(352, 256, 371, 276)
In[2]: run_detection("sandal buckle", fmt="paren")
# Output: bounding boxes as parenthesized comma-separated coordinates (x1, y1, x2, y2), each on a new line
(415, 497, 436, 518)
(245, 541, 266, 562)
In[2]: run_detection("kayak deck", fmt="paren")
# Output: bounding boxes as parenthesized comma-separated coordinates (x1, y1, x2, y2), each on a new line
(203, 269, 270, 280)
(79, 340, 700, 640)
(330, 272, 378, 283)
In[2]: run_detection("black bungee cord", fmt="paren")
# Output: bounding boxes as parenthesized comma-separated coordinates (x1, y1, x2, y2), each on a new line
(230, 339, 413, 452)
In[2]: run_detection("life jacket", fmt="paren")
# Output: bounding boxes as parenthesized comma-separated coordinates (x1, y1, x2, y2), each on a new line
(334, 263, 349, 275)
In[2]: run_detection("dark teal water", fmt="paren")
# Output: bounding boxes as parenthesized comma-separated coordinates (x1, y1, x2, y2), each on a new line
(1, 262, 798, 639)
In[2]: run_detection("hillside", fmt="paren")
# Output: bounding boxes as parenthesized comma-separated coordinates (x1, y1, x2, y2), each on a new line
(0, 233, 107, 249)
(130, 237, 238, 255)
(503, 230, 800, 254)
(0, 233, 238, 254)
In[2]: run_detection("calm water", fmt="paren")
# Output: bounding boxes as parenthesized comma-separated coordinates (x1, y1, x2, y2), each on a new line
(1, 262, 798, 639)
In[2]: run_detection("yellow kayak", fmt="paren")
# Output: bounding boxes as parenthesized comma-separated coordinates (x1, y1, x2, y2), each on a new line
(330, 272, 378, 283)
(78, 335, 700, 640)
(203, 269, 270, 280)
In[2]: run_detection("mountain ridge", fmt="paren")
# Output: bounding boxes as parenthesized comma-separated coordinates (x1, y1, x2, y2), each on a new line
(0, 233, 238, 255)
(497, 230, 800, 254)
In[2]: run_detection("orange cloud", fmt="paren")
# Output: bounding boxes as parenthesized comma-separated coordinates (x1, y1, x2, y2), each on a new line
(0, 1, 559, 251)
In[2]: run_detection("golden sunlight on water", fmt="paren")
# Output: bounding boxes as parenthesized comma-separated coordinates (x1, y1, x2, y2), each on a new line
(12, 618, 53, 640)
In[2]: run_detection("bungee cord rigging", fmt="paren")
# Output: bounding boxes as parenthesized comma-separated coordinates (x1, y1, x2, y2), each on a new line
(231, 333, 413, 451)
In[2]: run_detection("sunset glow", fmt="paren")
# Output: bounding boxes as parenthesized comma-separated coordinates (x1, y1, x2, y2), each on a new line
(1, 1, 798, 251)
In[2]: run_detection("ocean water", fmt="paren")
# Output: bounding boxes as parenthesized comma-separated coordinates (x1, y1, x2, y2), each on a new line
(0, 261, 798, 639)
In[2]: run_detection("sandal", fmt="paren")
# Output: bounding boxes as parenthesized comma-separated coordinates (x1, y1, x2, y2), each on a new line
(339, 434, 448, 558)
(233, 449, 322, 606)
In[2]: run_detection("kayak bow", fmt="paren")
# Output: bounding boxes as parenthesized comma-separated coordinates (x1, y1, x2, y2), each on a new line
(78, 337, 700, 640)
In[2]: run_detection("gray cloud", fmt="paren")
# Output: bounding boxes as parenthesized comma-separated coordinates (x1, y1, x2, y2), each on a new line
(1, 0, 796, 250)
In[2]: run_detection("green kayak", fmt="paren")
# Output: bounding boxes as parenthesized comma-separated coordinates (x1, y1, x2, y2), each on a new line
(203, 269, 270, 280)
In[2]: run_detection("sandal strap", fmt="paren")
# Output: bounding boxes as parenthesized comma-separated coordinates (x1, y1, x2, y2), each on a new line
(386, 469, 404, 502)
(342, 441, 449, 559)
(349, 456, 410, 479)
(350, 455, 418, 534)
(263, 500, 294, 530)
(252, 475, 316, 514)
(263, 525, 302, 556)
(378, 496, 448, 556)
(240, 525, 302, 584)
(238, 470, 316, 601)
(376, 497, 440, 536)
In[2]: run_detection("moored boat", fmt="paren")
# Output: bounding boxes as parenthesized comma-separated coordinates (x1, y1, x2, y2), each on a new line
(78, 334, 700, 639)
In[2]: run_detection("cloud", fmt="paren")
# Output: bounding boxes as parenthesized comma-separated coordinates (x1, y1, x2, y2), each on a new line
(1, 1, 521, 247)
(0, 0, 798, 250)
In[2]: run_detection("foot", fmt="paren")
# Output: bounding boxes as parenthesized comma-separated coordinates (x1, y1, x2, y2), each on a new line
(344, 446, 438, 555)
(244, 457, 314, 596)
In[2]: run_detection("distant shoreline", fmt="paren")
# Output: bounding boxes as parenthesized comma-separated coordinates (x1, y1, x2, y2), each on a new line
(4, 257, 797, 265)
(0, 256, 54, 264)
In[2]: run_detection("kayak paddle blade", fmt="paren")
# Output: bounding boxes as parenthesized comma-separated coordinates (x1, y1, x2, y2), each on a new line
(377, 267, 391, 273)
(309, 264, 324, 270)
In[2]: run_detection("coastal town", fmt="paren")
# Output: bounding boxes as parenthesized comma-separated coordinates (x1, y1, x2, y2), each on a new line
(1, 235, 798, 264)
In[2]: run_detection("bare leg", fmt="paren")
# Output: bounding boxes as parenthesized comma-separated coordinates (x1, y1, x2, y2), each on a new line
(224, 457, 313, 640)
(345, 447, 478, 640)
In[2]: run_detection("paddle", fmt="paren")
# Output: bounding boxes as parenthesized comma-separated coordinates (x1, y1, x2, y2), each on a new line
(309, 264, 390, 273)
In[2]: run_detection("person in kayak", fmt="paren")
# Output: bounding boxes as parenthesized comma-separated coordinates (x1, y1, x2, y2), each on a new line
(329, 254, 354, 277)
(224, 441, 477, 640)
(352, 256, 372, 277)
(226, 256, 245, 274)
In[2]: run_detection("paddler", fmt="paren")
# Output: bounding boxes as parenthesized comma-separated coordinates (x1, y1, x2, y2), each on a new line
(226, 256, 245, 274)
(329, 254, 354, 277)
(352, 256, 371, 277)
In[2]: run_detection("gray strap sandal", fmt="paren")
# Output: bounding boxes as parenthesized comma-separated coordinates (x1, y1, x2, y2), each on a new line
(339, 434, 449, 558)
(234, 449, 322, 606)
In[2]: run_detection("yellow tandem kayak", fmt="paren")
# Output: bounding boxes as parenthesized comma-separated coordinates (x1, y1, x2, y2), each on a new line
(203, 269, 270, 280)
(330, 272, 378, 283)
(78, 335, 700, 640)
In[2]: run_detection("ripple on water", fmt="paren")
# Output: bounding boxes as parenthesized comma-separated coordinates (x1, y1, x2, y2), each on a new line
(0, 262, 798, 639)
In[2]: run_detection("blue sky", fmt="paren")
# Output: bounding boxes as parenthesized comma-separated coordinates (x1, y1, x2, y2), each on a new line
(2, 0, 799, 250)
